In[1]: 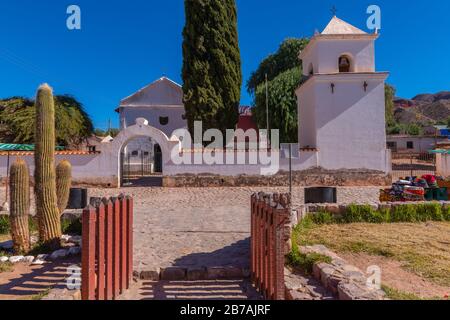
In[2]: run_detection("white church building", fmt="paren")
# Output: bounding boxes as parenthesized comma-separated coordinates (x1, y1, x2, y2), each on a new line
(0, 16, 392, 187)
(296, 16, 390, 172)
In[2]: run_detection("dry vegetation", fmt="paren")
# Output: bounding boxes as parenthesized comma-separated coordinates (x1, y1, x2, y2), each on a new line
(295, 221, 450, 288)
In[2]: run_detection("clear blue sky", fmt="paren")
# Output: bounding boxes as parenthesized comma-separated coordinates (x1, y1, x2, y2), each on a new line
(0, 0, 449, 129)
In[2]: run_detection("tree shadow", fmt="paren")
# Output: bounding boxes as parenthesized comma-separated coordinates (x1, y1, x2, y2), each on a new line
(0, 257, 80, 299)
(137, 280, 261, 300)
(171, 238, 250, 269)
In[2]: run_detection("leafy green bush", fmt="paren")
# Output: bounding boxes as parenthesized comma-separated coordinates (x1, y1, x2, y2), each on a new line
(415, 203, 443, 222)
(287, 250, 332, 274)
(390, 205, 417, 222)
(61, 218, 82, 235)
(443, 206, 450, 221)
(343, 204, 387, 223)
(311, 211, 334, 225)
(0, 215, 9, 234)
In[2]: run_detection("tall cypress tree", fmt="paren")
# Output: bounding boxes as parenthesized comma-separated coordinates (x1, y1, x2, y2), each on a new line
(182, 0, 242, 139)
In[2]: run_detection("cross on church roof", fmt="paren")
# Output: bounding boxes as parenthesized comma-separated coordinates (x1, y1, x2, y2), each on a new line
(330, 5, 337, 16)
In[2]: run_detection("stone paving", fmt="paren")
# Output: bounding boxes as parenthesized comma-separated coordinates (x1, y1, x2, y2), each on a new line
(86, 186, 381, 274)
(118, 279, 262, 300)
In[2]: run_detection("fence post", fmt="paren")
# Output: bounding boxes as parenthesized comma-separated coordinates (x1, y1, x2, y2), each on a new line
(96, 202, 106, 300)
(250, 195, 256, 283)
(120, 195, 128, 293)
(112, 197, 121, 299)
(126, 196, 133, 289)
(273, 194, 291, 300)
(81, 206, 97, 300)
(104, 198, 114, 300)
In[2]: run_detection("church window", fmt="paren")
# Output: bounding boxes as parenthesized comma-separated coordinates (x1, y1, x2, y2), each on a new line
(338, 55, 352, 73)
(407, 141, 414, 149)
(131, 151, 139, 157)
(159, 116, 169, 126)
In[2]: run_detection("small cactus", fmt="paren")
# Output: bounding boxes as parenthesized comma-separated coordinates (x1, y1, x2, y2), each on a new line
(34, 83, 61, 249)
(9, 159, 31, 254)
(56, 160, 72, 215)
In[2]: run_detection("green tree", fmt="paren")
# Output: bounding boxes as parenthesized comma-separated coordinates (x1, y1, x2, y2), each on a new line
(385, 84, 396, 127)
(249, 38, 309, 143)
(0, 95, 93, 147)
(182, 0, 242, 138)
(254, 68, 301, 143)
(247, 38, 309, 95)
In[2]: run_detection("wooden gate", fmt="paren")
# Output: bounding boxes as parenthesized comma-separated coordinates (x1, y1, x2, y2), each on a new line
(81, 195, 133, 300)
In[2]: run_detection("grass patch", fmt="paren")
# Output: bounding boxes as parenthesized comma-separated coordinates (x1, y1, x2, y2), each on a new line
(287, 221, 332, 273)
(381, 285, 444, 300)
(0, 261, 14, 273)
(30, 288, 52, 300)
(292, 220, 450, 287)
(341, 241, 394, 257)
(308, 203, 450, 226)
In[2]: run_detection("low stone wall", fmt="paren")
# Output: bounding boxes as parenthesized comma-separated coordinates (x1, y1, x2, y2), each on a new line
(163, 169, 391, 188)
(295, 201, 450, 221)
(286, 245, 387, 300)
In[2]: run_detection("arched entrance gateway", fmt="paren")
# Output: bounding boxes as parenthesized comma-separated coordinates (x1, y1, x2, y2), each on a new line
(103, 118, 180, 187)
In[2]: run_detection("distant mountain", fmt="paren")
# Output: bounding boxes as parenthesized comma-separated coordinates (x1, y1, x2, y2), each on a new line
(393, 91, 450, 125)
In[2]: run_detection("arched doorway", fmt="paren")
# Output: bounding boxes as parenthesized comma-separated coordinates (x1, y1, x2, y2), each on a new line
(120, 137, 162, 187)
(101, 118, 180, 187)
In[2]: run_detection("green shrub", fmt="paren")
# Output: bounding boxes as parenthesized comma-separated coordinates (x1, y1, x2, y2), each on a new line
(390, 205, 417, 222)
(287, 250, 332, 274)
(443, 206, 450, 221)
(0, 215, 9, 234)
(415, 203, 443, 222)
(311, 211, 335, 225)
(344, 204, 386, 223)
(61, 218, 82, 235)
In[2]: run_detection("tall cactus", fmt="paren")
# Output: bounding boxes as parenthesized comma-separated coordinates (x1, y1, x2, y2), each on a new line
(34, 83, 61, 249)
(56, 160, 72, 215)
(9, 159, 31, 254)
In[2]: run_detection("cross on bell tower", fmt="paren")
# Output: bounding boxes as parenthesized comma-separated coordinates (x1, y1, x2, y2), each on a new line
(330, 5, 337, 16)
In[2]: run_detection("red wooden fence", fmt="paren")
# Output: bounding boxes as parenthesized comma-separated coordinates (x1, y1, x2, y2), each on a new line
(250, 192, 291, 300)
(81, 195, 133, 300)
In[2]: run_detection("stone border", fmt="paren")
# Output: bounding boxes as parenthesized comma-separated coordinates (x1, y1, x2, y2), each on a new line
(299, 245, 387, 300)
(135, 266, 251, 281)
(163, 169, 391, 188)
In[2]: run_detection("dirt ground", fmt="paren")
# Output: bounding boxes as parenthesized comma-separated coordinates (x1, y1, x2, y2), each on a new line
(296, 222, 450, 299)
(0, 257, 80, 300)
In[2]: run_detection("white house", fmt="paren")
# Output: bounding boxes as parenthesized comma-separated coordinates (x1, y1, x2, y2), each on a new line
(115, 77, 188, 174)
(296, 16, 390, 171)
(116, 76, 187, 136)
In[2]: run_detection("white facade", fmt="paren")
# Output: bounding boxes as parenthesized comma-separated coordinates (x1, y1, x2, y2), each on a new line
(296, 16, 390, 172)
(116, 77, 187, 171)
(387, 135, 448, 153)
(117, 77, 187, 136)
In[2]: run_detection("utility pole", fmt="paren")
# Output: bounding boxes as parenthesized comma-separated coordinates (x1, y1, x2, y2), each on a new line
(265, 73, 270, 147)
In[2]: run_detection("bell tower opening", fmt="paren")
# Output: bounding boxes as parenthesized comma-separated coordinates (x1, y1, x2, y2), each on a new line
(338, 55, 352, 73)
